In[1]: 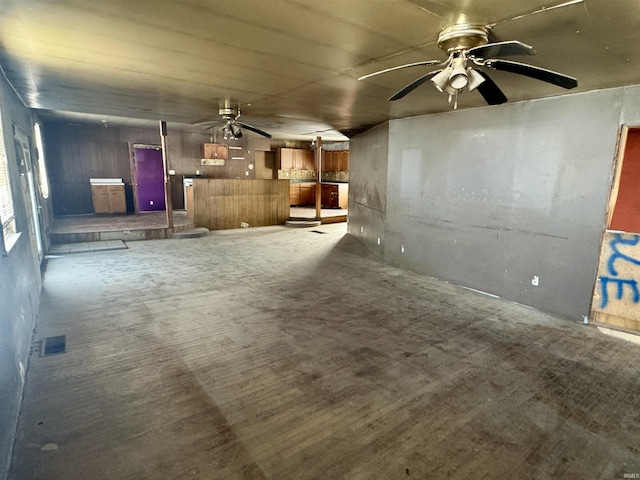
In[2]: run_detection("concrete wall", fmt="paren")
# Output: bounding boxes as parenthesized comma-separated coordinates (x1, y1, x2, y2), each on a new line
(350, 85, 640, 320)
(0, 74, 47, 478)
(347, 122, 388, 259)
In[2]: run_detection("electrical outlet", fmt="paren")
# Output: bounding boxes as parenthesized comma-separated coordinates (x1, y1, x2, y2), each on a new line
(377, 237, 381, 245)
(149, 200, 154, 206)
(360, 226, 364, 233)
(532, 275, 539, 286)
(401, 245, 405, 253)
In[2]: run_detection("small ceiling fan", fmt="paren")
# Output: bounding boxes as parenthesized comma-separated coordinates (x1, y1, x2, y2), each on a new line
(358, 22, 578, 108)
(195, 107, 272, 140)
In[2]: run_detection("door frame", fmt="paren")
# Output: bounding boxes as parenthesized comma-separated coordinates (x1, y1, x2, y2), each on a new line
(13, 125, 44, 261)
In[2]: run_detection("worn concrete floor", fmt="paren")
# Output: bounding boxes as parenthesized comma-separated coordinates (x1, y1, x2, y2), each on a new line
(10, 224, 640, 480)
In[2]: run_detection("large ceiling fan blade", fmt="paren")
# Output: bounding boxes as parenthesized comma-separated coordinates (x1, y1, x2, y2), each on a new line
(485, 59, 577, 89)
(475, 71, 508, 105)
(489, 0, 584, 28)
(404, 0, 460, 19)
(468, 41, 536, 59)
(236, 121, 272, 139)
(358, 60, 443, 81)
(388, 70, 442, 101)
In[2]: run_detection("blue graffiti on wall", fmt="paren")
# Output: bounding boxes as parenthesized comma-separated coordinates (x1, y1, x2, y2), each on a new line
(599, 233, 640, 309)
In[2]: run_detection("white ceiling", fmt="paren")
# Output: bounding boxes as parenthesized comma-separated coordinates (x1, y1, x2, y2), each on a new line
(0, 0, 638, 140)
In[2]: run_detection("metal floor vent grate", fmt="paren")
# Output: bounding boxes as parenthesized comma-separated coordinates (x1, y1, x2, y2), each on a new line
(310, 230, 327, 234)
(41, 335, 67, 356)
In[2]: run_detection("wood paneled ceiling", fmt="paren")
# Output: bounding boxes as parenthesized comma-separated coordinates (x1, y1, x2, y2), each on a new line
(0, 0, 638, 139)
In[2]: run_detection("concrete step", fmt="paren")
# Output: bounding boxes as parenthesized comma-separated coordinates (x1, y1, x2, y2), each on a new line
(170, 227, 210, 239)
(285, 219, 322, 228)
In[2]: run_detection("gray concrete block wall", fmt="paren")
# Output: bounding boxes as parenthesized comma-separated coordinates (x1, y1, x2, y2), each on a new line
(347, 122, 389, 259)
(0, 73, 45, 479)
(350, 85, 640, 321)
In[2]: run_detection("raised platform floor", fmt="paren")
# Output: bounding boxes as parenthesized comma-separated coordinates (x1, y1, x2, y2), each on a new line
(51, 208, 348, 245)
(50, 211, 194, 244)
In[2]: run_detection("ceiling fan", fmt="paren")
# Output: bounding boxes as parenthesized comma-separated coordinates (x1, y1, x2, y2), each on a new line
(195, 107, 272, 140)
(358, 22, 578, 108)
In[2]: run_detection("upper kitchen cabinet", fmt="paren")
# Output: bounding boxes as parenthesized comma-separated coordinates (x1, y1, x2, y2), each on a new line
(203, 143, 228, 160)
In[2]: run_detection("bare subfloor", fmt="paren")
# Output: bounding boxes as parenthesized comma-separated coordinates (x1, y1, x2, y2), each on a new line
(10, 224, 640, 480)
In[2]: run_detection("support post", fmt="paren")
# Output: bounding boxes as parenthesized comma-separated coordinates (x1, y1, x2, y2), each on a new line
(315, 136, 322, 220)
(159, 121, 174, 229)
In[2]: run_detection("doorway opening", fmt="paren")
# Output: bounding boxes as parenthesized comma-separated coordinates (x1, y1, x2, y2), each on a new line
(590, 126, 640, 333)
(286, 144, 349, 223)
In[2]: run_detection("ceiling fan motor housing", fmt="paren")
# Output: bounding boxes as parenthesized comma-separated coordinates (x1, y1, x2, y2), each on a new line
(437, 24, 489, 53)
(218, 107, 237, 119)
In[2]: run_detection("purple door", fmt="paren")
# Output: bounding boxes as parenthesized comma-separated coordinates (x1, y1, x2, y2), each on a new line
(134, 147, 165, 212)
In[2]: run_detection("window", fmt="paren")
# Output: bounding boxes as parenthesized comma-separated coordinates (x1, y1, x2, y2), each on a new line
(0, 109, 16, 237)
(34, 122, 50, 199)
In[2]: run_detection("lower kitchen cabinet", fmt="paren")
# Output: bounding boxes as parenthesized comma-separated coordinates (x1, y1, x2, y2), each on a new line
(91, 184, 126, 214)
(289, 184, 300, 205)
(321, 183, 348, 209)
(290, 182, 315, 206)
(290, 182, 348, 208)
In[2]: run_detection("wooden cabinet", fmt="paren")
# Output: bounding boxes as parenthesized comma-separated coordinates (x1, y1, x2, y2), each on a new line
(91, 185, 109, 213)
(289, 182, 316, 206)
(303, 150, 316, 170)
(293, 149, 305, 170)
(338, 150, 349, 171)
(289, 183, 300, 205)
(203, 143, 228, 159)
(91, 184, 126, 214)
(322, 151, 332, 172)
(185, 185, 194, 219)
(278, 148, 315, 171)
(322, 150, 349, 172)
(299, 183, 315, 205)
(279, 148, 295, 170)
(321, 183, 348, 209)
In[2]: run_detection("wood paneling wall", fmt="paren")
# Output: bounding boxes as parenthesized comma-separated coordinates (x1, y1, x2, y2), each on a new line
(193, 179, 290, 230)
(43, 121, 286, 215)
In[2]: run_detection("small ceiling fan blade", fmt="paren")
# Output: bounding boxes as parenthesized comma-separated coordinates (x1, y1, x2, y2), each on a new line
(468, 41, 536, 59)
(236, 121, 272, 139)
(485, 59, 578, 89)
(358, 60, 442, 81)
(475, 71, 508, 105)
(192, 119, 221, 126)
(388, 70, 442, 101)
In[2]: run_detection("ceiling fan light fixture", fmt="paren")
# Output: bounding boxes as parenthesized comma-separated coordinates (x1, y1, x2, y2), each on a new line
(466, 68, 486, 91)
(447, 56, 469, 90)
(222, 123, 233, 140)
(449, 65, 468, 89)
(431, 66, 453, 92)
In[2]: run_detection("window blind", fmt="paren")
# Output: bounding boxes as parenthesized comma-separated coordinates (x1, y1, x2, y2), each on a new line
(0, 111, 16, 233)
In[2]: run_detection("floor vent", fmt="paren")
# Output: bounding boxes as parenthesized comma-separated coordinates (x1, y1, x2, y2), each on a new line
(310, 230, 327, 234)
(41, 335, 67, 356)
